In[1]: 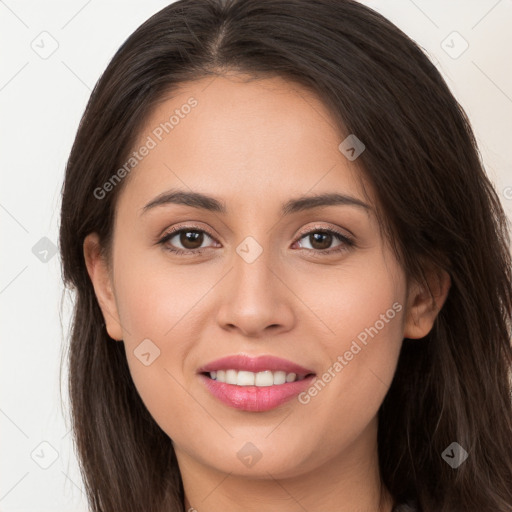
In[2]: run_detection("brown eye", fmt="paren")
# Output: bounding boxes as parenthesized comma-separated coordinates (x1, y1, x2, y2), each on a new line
(178, 230, 204, 250)
(158, 227, 217, 255)
(307, 232, 333, 250)
(295, 228, 353, 253)
(158, 225, 354, 257)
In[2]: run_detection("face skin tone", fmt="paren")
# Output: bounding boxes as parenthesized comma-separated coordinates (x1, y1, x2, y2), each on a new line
(84, 73, 450, 512)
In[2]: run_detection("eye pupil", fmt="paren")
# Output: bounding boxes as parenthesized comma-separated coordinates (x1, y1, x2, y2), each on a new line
(311, 232, 332, 250)
(181, 230, 203, 249)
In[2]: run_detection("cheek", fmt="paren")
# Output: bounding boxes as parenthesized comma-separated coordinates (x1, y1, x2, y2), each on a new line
(292, 253, 405, 344)
(292, 255, 406, 430)
(111, 249, 207, 428)
(113, 245, 209, 340)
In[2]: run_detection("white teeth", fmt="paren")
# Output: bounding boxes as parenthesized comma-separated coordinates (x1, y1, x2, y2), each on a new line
(273, 371, 286, 385)
(255, 371, 273, 387)
(209, 369, 305, 386)
(225, 369, 237, 385)
(237, 370, 255, 386)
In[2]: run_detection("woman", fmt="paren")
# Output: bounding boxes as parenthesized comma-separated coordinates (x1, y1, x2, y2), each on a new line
(59, 0, 512, 511)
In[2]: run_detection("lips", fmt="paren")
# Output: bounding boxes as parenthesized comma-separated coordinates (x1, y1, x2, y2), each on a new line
(197, 354, 316, 412)
(198, 354, 315, 376)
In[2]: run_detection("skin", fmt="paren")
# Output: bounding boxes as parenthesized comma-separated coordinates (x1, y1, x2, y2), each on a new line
(84, 73, 450, 512)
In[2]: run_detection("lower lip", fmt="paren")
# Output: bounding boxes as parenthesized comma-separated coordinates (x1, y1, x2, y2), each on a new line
(199, 373, 316, 412)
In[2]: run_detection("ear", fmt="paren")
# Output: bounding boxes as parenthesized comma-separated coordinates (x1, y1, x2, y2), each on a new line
(83, 233, 124, 341)
(403, 266, 451, 340)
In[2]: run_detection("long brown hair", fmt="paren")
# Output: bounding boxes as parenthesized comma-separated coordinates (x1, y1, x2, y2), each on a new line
(58, 1, 512, 510)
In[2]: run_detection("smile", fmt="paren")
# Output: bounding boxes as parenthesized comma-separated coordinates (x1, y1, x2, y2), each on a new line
(207, 369, 309, 386)
(197, 354, 316, 412)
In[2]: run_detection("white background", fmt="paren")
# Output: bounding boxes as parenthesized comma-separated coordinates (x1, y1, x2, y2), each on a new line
(1, 1, 511, 511)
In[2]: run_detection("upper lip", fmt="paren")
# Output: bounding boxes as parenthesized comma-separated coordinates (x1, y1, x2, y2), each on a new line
(198, 354, 315, 376)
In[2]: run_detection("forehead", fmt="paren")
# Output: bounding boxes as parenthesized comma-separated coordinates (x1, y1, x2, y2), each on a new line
(116, 73, 373, 217)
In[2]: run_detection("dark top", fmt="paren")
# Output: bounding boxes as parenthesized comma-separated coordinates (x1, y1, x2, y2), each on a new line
(392, 500, 419, 511)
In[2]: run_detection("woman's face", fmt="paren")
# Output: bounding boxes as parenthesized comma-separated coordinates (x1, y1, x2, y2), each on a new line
(85, 74, 438, 482)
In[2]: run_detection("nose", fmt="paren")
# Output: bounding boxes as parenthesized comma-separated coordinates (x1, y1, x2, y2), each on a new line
(215, 248, 296, 338)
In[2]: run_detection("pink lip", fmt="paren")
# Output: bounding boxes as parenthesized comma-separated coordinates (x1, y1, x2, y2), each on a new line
(198, 354, 315, 376)
(199, 374, 316, 412)
(197, 354, 316, 412)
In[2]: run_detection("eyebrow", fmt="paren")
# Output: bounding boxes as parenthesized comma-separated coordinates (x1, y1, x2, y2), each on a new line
(141, 189, 371, 216)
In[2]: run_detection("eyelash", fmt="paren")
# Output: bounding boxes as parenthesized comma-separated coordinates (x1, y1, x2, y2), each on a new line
(157, 224, 356, 258)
